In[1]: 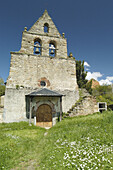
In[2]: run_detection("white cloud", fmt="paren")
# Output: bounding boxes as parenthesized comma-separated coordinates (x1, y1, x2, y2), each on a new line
(86, 68, 90, 71)
(84, 62, 113, 85)
(106, 76, 113, 81)
(86, 72, 103, 81)
(99, 77, 113, 85)
(84, 61, 90, 67)
(99, 79, 111, 85)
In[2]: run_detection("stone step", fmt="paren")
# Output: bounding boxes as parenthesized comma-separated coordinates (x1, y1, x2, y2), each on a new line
(67, 89, 98, 117)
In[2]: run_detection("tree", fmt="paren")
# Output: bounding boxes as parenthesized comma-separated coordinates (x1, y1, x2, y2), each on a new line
(0, 78, 5, 96)
(92, 85, 113, 105)
(76, 60, 88, 88)
(0, 78, 4, 85)
(86, 80, 92, 94)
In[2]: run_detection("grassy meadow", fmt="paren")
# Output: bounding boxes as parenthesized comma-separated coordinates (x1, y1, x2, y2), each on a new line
(0, 111, 113, 169)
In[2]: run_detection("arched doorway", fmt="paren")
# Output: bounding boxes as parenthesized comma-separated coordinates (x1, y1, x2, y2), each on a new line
(36, 104, 52, 128)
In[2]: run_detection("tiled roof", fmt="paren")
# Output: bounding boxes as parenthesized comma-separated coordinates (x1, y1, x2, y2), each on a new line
(26, 88, 63, 97)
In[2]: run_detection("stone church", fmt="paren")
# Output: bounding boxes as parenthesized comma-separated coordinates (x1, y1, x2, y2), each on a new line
(3, 10, 79, 127)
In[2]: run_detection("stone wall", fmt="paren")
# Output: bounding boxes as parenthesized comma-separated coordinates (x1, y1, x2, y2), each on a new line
(0, 106, 3, 123)
(20, 32, 67, 58)
(19, 10, 67, 58)
(7, 54, 77, 90)
(4, 10, 79, 123)
(29, 10, 60, 36)
(62, 90, 79, 113)
(4, 87, 79, 123)
(6, 53, 79, 113)
(73, 96, 98, 116)
(0, 96, 4, 123)
(68, 89, 98, 116)
(4, 88, 30, 122)
(0, 96, 4, 106)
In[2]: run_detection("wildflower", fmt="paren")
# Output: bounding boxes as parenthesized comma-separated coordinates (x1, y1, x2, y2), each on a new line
(70, 141, 76, 145)
(108, 160, 111, 164)
(56, 139, 60, 143)
(72, 155, 76, 158)
(83, 151, 87, 155)
(72, 162, 75, 165)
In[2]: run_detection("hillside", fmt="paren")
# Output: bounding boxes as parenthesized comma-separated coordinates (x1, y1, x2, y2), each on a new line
(0, 111, 113, 169)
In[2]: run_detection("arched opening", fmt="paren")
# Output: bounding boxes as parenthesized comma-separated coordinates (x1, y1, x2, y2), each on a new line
(38, 77, 50, 87)
(40, 81, 46, 87)
(36, 104, 52, 127)
(34, 38, 42, 55)
(49, 41, 56, 57)
(44, 23, 49, 33)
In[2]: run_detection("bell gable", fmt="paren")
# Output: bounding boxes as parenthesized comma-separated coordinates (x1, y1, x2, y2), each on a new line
(29, 10, 61, 37)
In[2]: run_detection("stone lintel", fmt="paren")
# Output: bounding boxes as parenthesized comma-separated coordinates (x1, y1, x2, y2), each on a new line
(10, 52, 75, 61)
(22, 31, 66, 40)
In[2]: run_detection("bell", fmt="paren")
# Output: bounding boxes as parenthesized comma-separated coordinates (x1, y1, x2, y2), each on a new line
(50, 49, 54, 54)
(49, 44, 55, 55)
(35, 47, 40, 54)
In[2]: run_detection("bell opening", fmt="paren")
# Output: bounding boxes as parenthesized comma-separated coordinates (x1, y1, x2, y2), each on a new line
(49, 43, 56, 57)
(34, 39, 41, 55)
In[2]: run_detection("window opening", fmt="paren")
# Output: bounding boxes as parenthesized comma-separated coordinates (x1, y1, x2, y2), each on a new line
(99, 103, 105, 108)
(40, 81, 46, 87)
(44, 23, 49, 33)
(34, 39, 41, 55)
(49, 43, 56, 57)
(98, 102, 107, 113)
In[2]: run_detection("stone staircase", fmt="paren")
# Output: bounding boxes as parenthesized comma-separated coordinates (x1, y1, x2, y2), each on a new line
(67, 89, 98, 117)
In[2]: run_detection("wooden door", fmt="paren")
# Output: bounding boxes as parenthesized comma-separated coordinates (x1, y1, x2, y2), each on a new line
(36, 104, 52, 128)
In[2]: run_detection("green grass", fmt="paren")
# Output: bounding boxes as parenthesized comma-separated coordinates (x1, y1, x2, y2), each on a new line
(0, 122, 46, 169)
(0, 111, 113, 169)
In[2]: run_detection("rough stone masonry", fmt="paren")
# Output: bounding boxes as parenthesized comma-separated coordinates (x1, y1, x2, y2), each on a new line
(3, 10, 79, 124)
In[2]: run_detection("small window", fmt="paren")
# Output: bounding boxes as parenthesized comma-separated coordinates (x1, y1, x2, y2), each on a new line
(99, 103, 105, 108)
(98, 102, 107, 113)
(40, 81, 46, 87)
(44, 23, 49, 33)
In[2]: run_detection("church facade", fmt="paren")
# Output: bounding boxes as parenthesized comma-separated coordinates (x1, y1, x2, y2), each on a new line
(4, 10, 79, 127)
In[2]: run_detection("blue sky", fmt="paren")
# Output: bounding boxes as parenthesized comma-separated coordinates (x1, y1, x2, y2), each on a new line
(0, 0, 113, 85)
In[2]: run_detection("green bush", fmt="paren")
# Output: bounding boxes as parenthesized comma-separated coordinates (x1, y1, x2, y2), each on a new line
(93, 85, 113, 105)
(0, 78, 5, 96)
(16, 85, 19, 90)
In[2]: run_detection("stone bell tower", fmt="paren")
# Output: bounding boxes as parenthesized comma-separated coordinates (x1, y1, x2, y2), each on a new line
(4, 10, 79, 123)
(20, 10, 67, 58)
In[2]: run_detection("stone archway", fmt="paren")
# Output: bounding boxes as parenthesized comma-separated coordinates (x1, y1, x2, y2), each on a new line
(36, 104, 52, 128)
